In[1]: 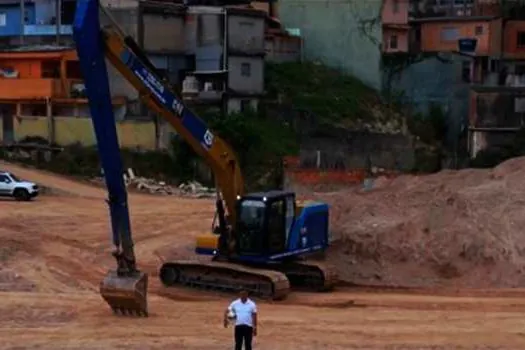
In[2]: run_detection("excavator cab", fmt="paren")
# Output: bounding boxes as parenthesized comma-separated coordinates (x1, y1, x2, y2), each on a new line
(235, 191, 295, 257)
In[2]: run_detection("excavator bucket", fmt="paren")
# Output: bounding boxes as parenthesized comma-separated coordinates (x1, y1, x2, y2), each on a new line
(99, 270, 149, 317)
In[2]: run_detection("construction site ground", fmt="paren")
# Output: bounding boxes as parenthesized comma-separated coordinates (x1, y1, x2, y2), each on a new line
(3, 161, 525, 349)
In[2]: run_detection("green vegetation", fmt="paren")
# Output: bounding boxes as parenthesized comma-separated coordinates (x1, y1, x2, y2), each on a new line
(173, 108, 298, 190)
(265, 61, 404, 131)
(2, 61, 431, 186)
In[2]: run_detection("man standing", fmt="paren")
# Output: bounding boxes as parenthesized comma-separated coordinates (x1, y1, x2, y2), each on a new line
(224, 289, 257, 350)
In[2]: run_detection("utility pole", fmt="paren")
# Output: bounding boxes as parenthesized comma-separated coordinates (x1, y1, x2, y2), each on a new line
(56, 0, 62, 45)
(19, 0, 24, 45)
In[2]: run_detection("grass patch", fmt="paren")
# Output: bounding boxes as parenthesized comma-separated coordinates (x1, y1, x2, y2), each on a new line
(266, 61, 403, 132)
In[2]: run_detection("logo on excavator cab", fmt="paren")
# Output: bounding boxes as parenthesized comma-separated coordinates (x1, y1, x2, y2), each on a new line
(203, 129, 214, 149)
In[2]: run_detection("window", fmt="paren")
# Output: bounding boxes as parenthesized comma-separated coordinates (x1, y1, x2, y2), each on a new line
(66, 61, 83, 79)
(41, 61, 60, 78)
(490, 59, 499, 73)
(267, 200, 286, 253)
(240, 99, 251, 113)
(390, 35, 398, 49)
(440, 27, 459, 42)
(284, 196, 295, 244)
(0, 174, 10, 183)
(61, 0, 77, 25)
(515, 65, 525, 75)
(239, 21, 254, 28)
(0, 13, 6, 27)
(237, 199, 266, 254)
(517, 31, 525, 48)
(475, 25, 483, 35)
(393, 0, 399, 13)
(461, 61, 471, 83)
(241, 62, 251, 77)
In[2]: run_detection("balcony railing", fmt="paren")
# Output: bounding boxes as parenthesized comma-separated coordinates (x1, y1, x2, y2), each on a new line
(0, 78, 85, 100)
(0, 78, 54, 99)
(411, 3, 502, 19)
(23, 24, 73, 36)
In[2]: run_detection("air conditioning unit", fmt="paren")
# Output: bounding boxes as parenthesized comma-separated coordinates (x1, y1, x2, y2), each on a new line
(182, 76, 199, 98)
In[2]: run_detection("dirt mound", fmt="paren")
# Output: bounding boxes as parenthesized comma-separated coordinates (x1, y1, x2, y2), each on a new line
(316, 157, 525, 288)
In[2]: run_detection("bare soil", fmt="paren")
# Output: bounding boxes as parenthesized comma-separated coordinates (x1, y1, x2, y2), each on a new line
(2, 160, 525, 349)
(313, 157, 525, 290)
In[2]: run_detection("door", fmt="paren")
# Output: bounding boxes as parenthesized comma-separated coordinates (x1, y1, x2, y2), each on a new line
(1, 104, 15, 144)
(266, 199, 286, 254)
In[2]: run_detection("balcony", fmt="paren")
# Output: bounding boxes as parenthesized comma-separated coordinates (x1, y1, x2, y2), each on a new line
(410, 1, 501, 20)
(0, 78, 55, 99)
(0, 78, 85, 100)
(181, 75, 225, 104)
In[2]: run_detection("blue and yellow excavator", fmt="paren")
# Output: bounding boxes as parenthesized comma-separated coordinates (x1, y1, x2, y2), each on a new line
(73, 0, 337, 317)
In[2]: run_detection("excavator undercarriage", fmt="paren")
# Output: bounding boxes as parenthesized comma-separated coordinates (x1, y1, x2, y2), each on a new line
(159, 259, 337, 300)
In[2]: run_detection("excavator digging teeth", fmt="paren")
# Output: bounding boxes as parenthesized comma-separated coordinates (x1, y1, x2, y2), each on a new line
(100, 270, 149, 317)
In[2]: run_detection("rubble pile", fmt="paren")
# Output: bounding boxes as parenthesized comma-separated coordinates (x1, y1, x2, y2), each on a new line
(311, 156, 525, 289)
(93, 168, 215, 198)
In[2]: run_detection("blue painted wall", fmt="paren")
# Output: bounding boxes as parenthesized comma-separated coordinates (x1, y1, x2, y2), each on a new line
(0, 3, 35, 36)
(387, 54, 470, 148)
(0, 0, 73, 37)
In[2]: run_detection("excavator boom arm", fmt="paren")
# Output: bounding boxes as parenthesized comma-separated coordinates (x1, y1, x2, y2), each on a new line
(74, 0, 245, 315)
(76, 1, 243, 227)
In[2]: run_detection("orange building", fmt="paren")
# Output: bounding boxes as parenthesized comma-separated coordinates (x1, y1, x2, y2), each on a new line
(382, 0, 410, 53)
(0, 47, 125, 144)
(417, 17, 525, 59)
(418, 18, 499, 56)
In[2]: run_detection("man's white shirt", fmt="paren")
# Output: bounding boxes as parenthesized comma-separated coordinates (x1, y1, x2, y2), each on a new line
(229, 298, 257, 327)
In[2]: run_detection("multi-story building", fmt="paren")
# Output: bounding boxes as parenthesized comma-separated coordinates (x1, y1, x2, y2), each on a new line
(101, 1, 266, 116)
(382, 0, 410, 54)
(181, 5, 266, 114)
(0, 0, 77, 46)
(0, 1, 273, 149)
(0, 46, 127, 144)
(410, 0, 525, 157)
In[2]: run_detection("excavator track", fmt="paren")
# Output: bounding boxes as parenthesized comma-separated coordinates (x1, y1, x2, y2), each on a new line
(159, 260, 290, 300)
(274, 260, 338, 292)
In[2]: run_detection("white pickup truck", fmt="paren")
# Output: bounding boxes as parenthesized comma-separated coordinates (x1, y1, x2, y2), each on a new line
(0, 171, 39, 201)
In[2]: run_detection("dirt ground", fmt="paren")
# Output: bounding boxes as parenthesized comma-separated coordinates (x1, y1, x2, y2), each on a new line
(3, 161, 525, 349)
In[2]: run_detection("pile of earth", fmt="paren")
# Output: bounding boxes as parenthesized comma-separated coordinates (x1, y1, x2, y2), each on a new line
(314, 157, 525, 288)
